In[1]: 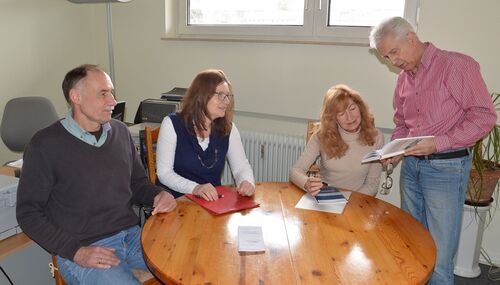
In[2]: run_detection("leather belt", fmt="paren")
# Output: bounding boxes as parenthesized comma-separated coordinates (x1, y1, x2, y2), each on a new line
(417, 149, 469, 160)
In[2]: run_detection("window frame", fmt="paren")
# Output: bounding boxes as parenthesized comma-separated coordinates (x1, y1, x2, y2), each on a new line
(175, 0, 420, 45)
(312, 0, 420, 43)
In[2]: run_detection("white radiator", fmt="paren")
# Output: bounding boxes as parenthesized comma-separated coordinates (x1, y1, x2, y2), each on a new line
(221, 131, 305, 184)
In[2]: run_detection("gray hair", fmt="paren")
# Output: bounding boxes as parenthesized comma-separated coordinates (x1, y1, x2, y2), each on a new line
(369, 16, 415, 49)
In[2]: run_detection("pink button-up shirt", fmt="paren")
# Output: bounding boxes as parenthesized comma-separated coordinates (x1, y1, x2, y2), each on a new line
(391, 43, 497, 152)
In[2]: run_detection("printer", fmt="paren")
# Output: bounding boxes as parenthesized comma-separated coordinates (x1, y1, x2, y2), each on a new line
(0, 174, 21, 240)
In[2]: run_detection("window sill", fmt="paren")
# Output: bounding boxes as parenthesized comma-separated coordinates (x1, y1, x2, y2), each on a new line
(161, 34, 369, 46)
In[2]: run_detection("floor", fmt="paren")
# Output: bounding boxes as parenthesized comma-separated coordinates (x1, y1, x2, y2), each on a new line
(455, 263, 500, 284)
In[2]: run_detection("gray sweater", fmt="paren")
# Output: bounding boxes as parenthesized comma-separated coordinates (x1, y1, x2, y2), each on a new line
(16, 120, 160, 260)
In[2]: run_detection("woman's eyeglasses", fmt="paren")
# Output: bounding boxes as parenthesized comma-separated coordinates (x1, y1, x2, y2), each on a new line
(214, 92, 233, 102)
(380, 163, 394, 195)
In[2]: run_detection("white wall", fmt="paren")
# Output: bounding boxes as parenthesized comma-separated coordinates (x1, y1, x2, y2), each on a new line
(0, 0, 107, 282)
(0, 0, 107, 162)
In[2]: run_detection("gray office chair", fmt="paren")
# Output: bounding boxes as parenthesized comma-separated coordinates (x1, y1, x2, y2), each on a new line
(1, 97, 59, 152)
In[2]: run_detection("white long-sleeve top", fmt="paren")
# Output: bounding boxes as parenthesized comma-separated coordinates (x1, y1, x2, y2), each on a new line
(156, 116, 255, 194)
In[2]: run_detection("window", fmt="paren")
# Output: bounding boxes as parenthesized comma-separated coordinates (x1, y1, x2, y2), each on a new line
(176, 0, 419, 44)
(188, 0, 305, 26)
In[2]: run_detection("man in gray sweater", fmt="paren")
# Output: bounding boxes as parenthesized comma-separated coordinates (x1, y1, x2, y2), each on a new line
(16, 64, 176, 284)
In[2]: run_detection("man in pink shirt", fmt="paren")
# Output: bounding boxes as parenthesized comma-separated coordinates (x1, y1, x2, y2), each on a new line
(369, 17, 496, 285)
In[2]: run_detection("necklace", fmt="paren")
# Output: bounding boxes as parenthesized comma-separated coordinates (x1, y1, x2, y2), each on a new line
(197, 148, 218, 169)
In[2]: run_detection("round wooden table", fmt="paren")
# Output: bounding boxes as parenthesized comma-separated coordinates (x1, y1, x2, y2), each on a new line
(141, 182, 436, 285)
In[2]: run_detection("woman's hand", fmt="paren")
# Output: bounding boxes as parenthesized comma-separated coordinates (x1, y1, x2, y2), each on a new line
(193, 183, 219, 201)
(304, 176, 323, 196)
(237, 180, 255, 196)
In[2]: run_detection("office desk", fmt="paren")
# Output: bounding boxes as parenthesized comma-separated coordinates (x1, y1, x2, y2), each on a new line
(0, 166, 32, 260)
(141, 182, 436, 285)
(0, 165, 17, 177)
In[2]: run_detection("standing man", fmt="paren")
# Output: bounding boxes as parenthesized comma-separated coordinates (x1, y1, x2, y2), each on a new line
(16, 64, 176, 284)
(369, 17, 496, 284)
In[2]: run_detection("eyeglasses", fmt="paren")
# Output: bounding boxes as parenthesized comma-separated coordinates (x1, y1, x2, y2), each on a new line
(214, 92, 233, 102)
(380, 163, 394, 195)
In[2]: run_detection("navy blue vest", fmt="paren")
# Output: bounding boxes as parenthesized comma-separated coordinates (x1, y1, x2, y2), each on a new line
(169, 113, 229, 188)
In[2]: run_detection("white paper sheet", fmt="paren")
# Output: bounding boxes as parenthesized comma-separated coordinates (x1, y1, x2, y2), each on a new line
(6, 159, 23, 168)
(238, 226, 265, 252)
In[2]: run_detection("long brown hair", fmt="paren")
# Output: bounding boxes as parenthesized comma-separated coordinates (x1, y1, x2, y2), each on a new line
(180, 69, 234, 136)
(316, 84, 378, 159)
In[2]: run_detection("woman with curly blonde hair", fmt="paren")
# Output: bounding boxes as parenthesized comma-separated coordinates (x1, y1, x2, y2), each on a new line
(290, 84, 384, 196)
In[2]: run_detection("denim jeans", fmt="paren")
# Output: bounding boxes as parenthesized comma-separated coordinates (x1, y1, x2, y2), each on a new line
(57, 225, 148, 285)
(400, 154, 471, 285)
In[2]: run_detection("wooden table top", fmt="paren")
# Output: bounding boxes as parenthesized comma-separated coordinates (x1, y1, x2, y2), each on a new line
(141, 182, 436, 285)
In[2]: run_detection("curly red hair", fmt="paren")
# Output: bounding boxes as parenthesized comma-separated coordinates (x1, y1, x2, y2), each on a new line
(316, 84, 378, 159)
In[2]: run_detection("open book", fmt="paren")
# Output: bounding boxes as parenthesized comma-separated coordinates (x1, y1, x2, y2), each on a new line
(361, 135, 434, 163)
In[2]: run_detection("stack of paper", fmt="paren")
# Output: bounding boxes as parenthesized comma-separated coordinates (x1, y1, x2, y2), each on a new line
(238, 226, 265, 252)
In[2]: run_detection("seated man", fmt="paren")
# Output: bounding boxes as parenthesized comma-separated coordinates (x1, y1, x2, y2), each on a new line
(16, 64, 176, 285)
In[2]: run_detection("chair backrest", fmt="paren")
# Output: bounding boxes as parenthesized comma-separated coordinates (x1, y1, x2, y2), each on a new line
(144, 127, 160, 184)
(306, 121, 320, 175)
(306, 121, 318, 143)
(1, 97, 58, 152)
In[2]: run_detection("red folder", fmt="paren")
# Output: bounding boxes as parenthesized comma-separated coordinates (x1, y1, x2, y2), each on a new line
(185, 186, 259, 215)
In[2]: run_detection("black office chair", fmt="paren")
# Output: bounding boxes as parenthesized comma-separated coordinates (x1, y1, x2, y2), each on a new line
(1, 97, 59, 153)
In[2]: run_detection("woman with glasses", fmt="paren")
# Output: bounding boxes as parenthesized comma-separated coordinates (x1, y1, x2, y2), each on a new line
(290, 84, 384, 197)
(156, 69, 255, 201)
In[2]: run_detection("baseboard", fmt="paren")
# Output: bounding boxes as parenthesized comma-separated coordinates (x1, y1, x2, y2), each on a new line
(479, 256, 500, 267)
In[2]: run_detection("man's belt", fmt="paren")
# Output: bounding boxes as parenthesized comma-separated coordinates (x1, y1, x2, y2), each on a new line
(417, 149, 469, 160)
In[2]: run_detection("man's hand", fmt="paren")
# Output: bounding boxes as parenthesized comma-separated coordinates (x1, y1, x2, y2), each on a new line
(381, 155, 403, 167)
(193, 183, 219, 201)
(237, 180, 255, 196)
(73, 246, 120, 269)
(151, 191, 176, 215)
(404, 138, 437, 156)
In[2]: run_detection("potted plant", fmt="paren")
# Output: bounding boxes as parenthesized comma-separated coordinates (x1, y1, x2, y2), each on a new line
(454, 92, 500, 278)
(466, 92, 500, 206)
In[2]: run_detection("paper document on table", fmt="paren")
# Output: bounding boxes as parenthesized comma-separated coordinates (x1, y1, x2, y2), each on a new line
(186, 186, 259, 215)
(295, 190, 350, 214)
(238, 226, 265, 252)
(6, 159, 23, 168)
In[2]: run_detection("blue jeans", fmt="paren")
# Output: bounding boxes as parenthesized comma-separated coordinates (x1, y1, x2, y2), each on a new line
(57, 225, 148, 285)
(400, 154, 471, 285)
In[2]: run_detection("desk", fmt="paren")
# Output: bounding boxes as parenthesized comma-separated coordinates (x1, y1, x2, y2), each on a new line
(0, 166, 32, 260)
(141, 182, 436, 285)
(0, 165, 17, 177)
